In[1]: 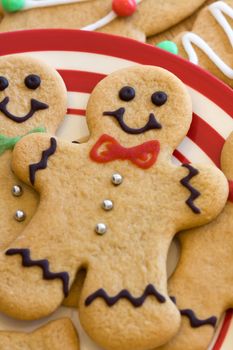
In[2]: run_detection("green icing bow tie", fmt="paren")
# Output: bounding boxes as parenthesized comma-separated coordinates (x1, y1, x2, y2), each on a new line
(0, 126, 46, 155)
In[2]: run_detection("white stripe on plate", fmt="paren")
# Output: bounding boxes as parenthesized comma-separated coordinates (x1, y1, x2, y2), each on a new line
(177, 136, 215, 165)
(67, 92, 90, 110)
(17, 51, 139, 74)
(56, 114, 90, 141)
(188, 86, 233, 139)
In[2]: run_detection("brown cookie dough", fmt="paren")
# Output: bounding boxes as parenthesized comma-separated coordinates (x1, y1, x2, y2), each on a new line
(0, 65, 227, 350)
(0, 0, 206, 42)
(0, 318, 79, 349)
(157, 132, 233, 350)
(0, 54, 66, 250)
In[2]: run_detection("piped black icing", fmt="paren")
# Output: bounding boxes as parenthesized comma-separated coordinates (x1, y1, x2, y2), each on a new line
(180, 164, 201, 214)
(119, 86, 135, 102)
(0, 97, 48, 123)
(151, 91, 167, 106)
(103, 108, 162, 134)
(29, 137, 57, 185)
(85, 284, 166, 307)
(0, 76, 9, 91)
(5, 248, 69, 297)
(170, 296, 217, 328)
(25, 74, 41, 90)
(180, 309, 217, 328)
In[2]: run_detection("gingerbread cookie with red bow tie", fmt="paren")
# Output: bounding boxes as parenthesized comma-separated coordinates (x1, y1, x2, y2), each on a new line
(0, 0, 206, 42)
(0, 318, 80, 349)
(0, 66, 227, 350)
(0, 54, 66, 250)
(155, 131, 233, 350)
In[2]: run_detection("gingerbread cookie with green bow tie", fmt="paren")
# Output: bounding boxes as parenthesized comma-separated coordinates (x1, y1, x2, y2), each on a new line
(0, 54, 66, 250)
(155, 132, 233, 350)
(0, 318, 80, 349)
(0, 0, 206, 42)
(0, 65, 227, 350)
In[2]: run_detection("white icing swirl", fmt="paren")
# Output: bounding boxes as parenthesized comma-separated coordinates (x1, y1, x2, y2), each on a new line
(182, 1, 233, 79)
(14, 0, 142, 32)
(24, 0, 90, 10)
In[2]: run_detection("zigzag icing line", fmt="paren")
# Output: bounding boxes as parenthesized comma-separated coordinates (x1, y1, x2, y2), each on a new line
(180, 309, 217, 328)
(29, 137, 57, 185)
(6, 248, 69, 297)
(85, 284, 166, 307)
(180, 163, 201, 214)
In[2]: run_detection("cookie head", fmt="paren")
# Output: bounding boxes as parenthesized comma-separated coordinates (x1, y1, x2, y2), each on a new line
(0, 55, 67, 136)
(87, 65, 192, 150)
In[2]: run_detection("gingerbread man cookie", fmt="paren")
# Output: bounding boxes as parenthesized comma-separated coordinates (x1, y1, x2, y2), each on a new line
(172, 1, 233, 87)
(0, 66, 227, 350)
(0, 54, 66, 249)
(156, 131, 233, 350)
(0, 0, 206, 42)
(0, 318, 79, 349)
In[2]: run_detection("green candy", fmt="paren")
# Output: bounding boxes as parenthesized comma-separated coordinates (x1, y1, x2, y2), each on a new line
(156, 41, 178, 55)
(1, 0, 25, 12)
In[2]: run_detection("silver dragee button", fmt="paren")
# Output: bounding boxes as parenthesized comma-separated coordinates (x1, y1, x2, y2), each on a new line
(102, 199, 114, 211)
(12, 185, 23, 197)
(95, 223, 107, 235)
(111, 173, 123, 186)
(14, 210, 26, 222)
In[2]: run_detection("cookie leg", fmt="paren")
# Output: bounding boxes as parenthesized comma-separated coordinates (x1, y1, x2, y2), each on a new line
(0, 318, 80, 349)
(79, 256, 181, 350)
(0, 212, 84, 320)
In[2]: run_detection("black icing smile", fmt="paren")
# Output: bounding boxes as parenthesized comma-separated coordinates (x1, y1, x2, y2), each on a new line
(0, 96, 49, 123)
(103, 107, 162, 135)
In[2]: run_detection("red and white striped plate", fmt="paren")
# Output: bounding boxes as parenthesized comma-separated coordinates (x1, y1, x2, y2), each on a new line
(0, 29, 232, 350)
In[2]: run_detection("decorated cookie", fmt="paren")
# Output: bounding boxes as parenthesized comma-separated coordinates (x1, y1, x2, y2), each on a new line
(0, 318, 79, 349)
(171, 1, 233, 87)
(0, 66, 227, 350)
(0, 54, 66, 250)
(156, 131, 233, 350)
(0, 0, 206, 41)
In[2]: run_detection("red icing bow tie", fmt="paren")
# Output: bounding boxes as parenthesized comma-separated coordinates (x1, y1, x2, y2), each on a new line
(90, 134, 160, 169)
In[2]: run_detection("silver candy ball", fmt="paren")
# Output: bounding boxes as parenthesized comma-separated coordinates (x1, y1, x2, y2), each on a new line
(111, 173, 123, 186)
(12, 185, 23, 197)
(102, 199, 114, 211)
(95, 223, 107, 235)
(14, 210, 26, 222)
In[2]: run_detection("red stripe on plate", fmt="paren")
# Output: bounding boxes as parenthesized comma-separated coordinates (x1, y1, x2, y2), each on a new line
(187, 114, 225, 168)
(173, 150, 190, 164)
(59, 70, 105, 93)
(0, 30, 233, 117)
(213, 310, 233, 350)
(67, 108, 86, 116)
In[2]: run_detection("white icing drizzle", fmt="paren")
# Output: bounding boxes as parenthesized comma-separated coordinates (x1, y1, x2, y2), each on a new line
(82, 10, 117, 31)
(20, 0, 142, 32)
(23, 0, 143, 8)
(24, 0, 89, 10)
(182, 1, 233, 79)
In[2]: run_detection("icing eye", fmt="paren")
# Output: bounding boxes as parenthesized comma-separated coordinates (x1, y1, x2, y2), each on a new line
(25, 75, 41, 90)
(0, 76, 9, 91)
(119, 86, 135, 102)
(151, 91, 168, 106)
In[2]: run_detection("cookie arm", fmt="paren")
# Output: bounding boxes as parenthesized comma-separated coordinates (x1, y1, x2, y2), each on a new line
(175, 163, 228, 231)
(12, 133, 59, 191)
